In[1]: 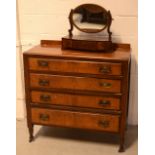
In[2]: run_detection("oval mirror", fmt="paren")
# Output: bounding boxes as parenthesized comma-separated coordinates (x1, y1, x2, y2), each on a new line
(72, 4, 109, 33)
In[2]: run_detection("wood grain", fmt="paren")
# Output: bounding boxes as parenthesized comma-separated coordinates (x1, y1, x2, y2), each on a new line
(31, 91, 121, 110)
(31, 108, 120, 132)
(30, 74, 121, 93)
(23, 40, 131, 151)
(24, 42, 130, 62)
(29, 58, 122, 76)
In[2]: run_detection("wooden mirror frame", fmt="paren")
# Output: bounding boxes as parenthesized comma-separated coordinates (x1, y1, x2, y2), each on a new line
(68, 4, 113, 41)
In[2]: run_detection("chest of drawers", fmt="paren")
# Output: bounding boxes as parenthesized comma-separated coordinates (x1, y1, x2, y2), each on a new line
(23, 41, 130, 152)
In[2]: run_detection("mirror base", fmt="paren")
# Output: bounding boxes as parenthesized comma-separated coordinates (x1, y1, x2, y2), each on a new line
(62, 36, 116, 52)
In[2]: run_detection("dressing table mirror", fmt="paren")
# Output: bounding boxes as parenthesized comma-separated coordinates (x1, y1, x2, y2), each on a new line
(23, 3, 131, 153)
(62, 4, 115, 52)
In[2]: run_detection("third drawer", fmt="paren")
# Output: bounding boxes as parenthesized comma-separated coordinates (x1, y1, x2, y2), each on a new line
(31, 91, 121, 110)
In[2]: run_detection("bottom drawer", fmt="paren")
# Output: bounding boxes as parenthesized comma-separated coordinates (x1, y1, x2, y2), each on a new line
(31, 108, 120, 132)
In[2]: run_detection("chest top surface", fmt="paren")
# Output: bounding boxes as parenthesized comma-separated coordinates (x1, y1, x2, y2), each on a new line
(24, 41, 130, 62)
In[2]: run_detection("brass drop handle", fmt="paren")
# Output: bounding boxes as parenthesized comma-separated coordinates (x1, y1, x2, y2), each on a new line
(99, 82, 112, 88)
(39, 79, 49, 86)
(98, 120, 110, 128)
(99, 66, 111, 74)
(38, 60, 49, 67)
(98, 100, 110, 106)
(39, 114, 49, 121)
(40, 94, 51, 102)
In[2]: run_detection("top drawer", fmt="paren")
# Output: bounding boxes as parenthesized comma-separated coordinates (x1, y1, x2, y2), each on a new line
(28, 58, 122, 76)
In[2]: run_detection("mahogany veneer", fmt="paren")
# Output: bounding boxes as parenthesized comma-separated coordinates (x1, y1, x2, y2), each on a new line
(23, 40, 130, 152)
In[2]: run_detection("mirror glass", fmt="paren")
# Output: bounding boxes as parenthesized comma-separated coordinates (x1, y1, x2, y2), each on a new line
(72, 4, 108, 33)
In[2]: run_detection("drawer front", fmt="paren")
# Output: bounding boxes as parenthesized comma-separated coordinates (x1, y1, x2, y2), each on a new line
(29, 58, 122, 76)
(30, 74, 121, 93)
(31, 91, 121, 110)
(31, 108, 120, 132)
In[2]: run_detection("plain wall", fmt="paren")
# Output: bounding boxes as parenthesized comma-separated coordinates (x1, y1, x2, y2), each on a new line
(16, 0, 138, 125)
(16, 9, 25, 120)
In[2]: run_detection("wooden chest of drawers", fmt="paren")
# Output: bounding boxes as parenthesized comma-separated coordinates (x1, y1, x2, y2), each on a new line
(23, 41, 130, 152)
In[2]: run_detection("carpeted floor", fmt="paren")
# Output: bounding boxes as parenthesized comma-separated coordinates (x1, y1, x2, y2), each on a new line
(16, 120, 137, 155)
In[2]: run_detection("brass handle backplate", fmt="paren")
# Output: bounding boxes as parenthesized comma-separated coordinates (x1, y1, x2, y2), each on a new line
(38, 60, 49, 67)
(98, 100, 110, 106)
(99, 66, 111, 74)
(40, 94, 51, 102)
(39, 114, 49, 121)
(98, 120, 110, 128)
(39, 79, 49, 86)
(99, 82, 112, 88)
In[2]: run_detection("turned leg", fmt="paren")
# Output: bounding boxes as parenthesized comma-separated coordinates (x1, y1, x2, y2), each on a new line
(119, 134, 125, 152)
(28, 124, 34, 142)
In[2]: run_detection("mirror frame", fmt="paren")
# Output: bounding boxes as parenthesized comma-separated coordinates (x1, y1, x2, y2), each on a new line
(68, 4, 113, 41)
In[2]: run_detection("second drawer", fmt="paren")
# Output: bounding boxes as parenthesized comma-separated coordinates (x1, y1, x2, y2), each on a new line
(30, 74, 121, 93)
(31, 91, 121, 110)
